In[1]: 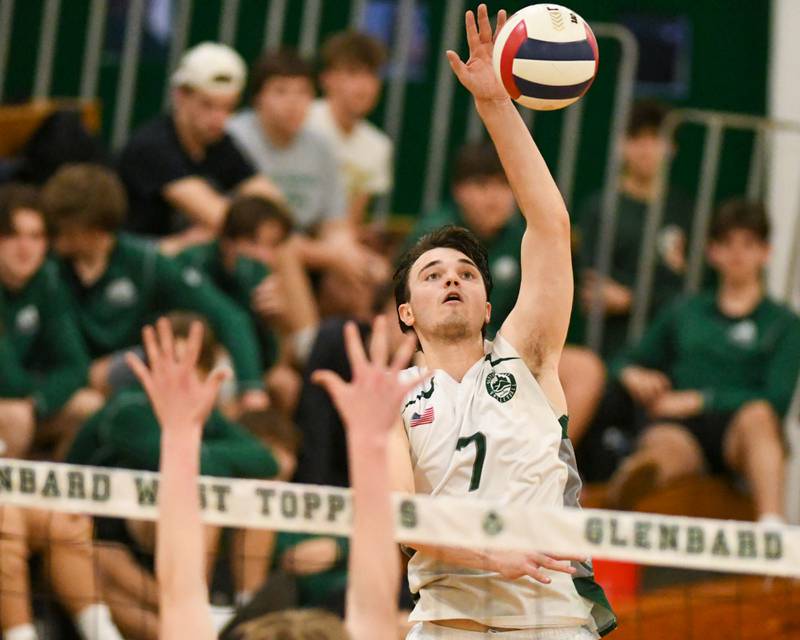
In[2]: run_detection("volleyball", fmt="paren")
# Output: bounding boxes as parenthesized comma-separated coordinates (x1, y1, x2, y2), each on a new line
(492, 4, 599, 111)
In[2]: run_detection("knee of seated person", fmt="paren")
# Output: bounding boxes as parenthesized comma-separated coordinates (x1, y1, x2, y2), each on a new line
(0, 400, 36, 457)
(46, 512, 93, 547)
(735, 400, 780, 433)
(560, 346, 606, 381)
(63, 388, 105, 421)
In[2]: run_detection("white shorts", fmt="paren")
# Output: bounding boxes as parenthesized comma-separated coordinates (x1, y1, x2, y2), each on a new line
(406, 622, 599, 640)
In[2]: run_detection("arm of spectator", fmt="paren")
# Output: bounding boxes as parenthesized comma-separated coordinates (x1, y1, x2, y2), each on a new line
(348, 191, 372, 227)
(236, 174, 284, 205)
(611, 301, 680, 380)
(162, 177, 230, 233)
(580, 270, 633, 316)
(312, 318, 422, 640)
(126, 319, 228, 640)
(252, 237, 320, 338)
(153, 252, 267, 398)
(33, 271, 91, 417)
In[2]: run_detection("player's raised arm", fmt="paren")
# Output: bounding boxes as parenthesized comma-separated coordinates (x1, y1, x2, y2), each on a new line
(447, 5, 573, 372)
(313, 317, 423, 640)
(126, 318, 228, 640)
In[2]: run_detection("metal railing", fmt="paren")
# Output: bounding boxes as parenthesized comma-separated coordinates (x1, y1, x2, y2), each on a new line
(629, 109, 800, 342)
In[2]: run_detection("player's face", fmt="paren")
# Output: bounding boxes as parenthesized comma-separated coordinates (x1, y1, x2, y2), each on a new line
(255, 76, 315, 140)
(175, 87, 239, 145)
(707, 229, 769, 286)
(322, 65, 382, 119)
(453, 176, 516, 238)
(623, 129, 671, 183)
(400, 247, 490, 342)
(0, 209, 47, 286)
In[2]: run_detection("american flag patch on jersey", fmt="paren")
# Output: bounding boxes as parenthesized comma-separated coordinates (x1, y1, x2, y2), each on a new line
(409, 407, 435, 428)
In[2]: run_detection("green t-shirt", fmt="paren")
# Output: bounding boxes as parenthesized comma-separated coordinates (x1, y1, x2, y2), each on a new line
(66, 389, 279, 478)
(0, 260, 89, 417)
(57, 234, 265, 391)
(177, 241, 278, 368)
(576, 190, 694, 361)
(404, 204, 525, 336)
(611, 292, 800, 416)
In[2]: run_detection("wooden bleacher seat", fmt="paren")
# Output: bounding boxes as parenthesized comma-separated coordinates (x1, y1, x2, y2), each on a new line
(583, 474, 755, 521)
(0, 99, 101, 158)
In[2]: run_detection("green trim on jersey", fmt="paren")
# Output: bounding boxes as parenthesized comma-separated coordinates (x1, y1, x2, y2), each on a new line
(573, 576, 618, 637)
(558, 415, 569, 439)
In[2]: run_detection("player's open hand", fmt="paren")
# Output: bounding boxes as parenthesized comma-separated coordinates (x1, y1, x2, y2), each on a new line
(447, 4, 508, 102)
(490, 549, 579, 584)
(313, 316, 425, 442)
(126, 318, 229, 432)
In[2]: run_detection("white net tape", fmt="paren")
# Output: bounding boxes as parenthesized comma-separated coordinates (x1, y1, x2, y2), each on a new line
(1, 458, 799, 578)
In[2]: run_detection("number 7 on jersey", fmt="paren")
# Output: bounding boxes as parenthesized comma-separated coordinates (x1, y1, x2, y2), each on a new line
(456, 431, 486, 492)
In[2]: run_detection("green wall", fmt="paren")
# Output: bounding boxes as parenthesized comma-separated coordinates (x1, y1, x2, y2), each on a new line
(2, 0, 770, 217)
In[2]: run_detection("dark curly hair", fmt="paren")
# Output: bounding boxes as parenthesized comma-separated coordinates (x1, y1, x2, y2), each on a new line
(393, 225, 492, 335)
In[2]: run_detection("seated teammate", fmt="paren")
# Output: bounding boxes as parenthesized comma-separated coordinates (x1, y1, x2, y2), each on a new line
(609, 199, 800, 522)
(0, 183, 102, 459)
(41, 163, 269, 412)
(127, 314, 421, 639)
(386, 6, 614, 637)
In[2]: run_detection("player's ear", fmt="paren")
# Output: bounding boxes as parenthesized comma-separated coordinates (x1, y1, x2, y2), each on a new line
(398, 302, 415, 329)
(485, 301, 492, 325)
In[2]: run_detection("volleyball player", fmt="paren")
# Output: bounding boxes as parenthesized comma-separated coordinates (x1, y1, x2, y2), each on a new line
(387, 5, 615, 637)
(128, 315, 422, 640)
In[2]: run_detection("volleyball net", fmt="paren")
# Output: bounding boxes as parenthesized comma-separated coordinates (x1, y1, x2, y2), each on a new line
(1, 457, 799, 639)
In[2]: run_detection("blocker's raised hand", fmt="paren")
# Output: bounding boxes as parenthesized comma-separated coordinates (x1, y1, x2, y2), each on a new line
(312, 316, 425, 438)
(126, 317, 228, 432)
(447, 4, 508, 102)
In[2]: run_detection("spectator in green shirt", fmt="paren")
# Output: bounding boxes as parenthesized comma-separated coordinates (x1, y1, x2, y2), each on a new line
(177, 194, 316, 413)
(609, 200, 800, 522)
(40, 163, 269, 413)
(65, 314, 298, 640)
(404, 142, 605, 444)
(0, 183, 102, 459)
(576, 100, 693, 362)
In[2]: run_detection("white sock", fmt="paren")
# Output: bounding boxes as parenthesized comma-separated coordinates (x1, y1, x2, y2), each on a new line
(236, 590, 254, 607)
(75, 604, 124, 640)
(758, 513, 786, 525)
(5, 623, 38, 640)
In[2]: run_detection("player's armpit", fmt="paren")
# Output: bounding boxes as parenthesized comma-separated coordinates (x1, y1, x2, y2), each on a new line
(499, 223, 574, 373)
(388, 417, 415, 494)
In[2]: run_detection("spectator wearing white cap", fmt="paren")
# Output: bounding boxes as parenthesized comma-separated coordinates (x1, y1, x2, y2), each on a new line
(117, 42, 282, 253)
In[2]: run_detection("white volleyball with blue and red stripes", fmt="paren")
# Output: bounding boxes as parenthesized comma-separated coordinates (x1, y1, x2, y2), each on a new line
(492, 4, 598, 111)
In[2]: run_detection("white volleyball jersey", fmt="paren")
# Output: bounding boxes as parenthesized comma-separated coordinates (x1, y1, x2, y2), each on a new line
(401, 334, 615, 634)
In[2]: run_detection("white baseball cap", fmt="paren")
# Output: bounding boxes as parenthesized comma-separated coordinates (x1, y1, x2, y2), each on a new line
(171, 42, 247, 96)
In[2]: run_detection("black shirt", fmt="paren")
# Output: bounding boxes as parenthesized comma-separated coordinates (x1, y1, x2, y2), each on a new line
(117, 114, 255, 236)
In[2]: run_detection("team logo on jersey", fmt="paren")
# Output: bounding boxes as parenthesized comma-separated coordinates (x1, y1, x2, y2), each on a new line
(182, 267, 203, 287)
(486, 371, 516, 403)
(482, 511, 504, 536)
(105, 278, 137, 306)
(15, 305, 40, 334)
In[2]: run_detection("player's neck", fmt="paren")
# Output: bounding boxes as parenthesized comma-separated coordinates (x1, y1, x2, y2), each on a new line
(420, 336, 485, 382)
